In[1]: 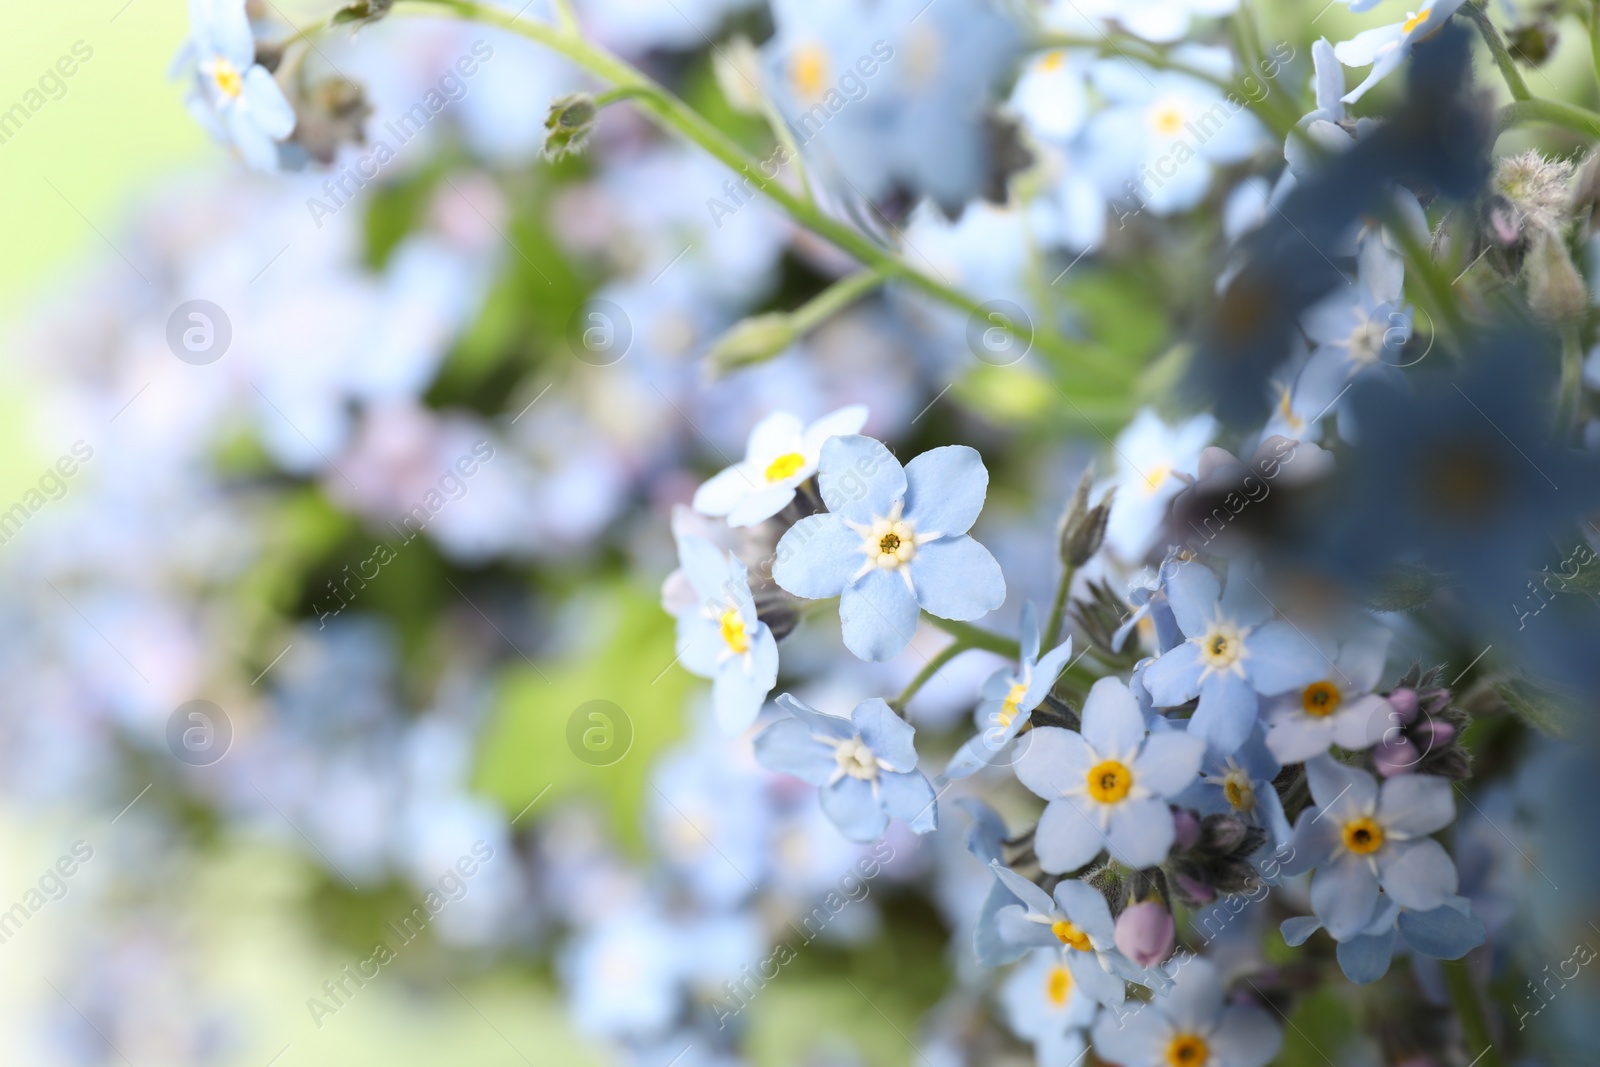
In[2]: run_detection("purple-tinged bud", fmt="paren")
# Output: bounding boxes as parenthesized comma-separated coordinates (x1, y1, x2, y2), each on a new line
(1416, 719, 1456, 745)
(1172, 808, 1202, 852)
(1114, 901, 1176, 968)
(1174, 873, 1215, 906)
(1385, 688, 1418, 723)
(1375, 736, 1420, 777)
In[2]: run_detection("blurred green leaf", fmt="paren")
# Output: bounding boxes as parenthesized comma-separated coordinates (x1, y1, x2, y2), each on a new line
(1496, 676, 1573, 738)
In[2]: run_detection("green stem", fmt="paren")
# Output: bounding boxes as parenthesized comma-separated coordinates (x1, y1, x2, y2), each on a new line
(1383, 204, 1466, 345)
(925, 616, 1021, 660)
(1043, 563, 1077, 651)
(399, 0, 1130, 395)
(1498, 95, 1600, 138)
(790, 270, 886, 335)
(550, 0, 578, 31)
(1466, 1, 1533, 101)
(891, 640, 971, 715)
(1440, 958, 1505, 1067)
(1591, 1, 1600, 93)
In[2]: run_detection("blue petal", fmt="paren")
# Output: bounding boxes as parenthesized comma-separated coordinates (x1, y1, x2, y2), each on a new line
(909, 536, 1006, 621)
(996, 903, 1059, 947)
(1035, 797, 1106, 874)
(1160, 957, 1224, 1031)
(1281, 915, 1323, 947)
(1024, 636, 1075, 711)
(1311, 854, 1380, 940)
(1106, 796, 1176, 868)
(1132, 731, 1205, 798)
(675, 614, 725, 678)
(1066, 949, 1127, 1007)
(975, 883, 1029, 966)
(839, 567, 920, 661)
(943, 733, 1005, 781)
(818, 435, 905, 525)
(902, 444, 989, 535)
(1015, 726, 1094, 800)
(820, 776, 889, 841)
(1244, 621, 1330, 696)
(1336, 928, 1397, 984)
(773, 514, 858, 599)
(243, 65, 296, 138)
(1188, 670, 1259, 754)
(1283, 807, 1338, 875)
(990, 862, 1058, 915)
(853, 698, 918, 772)
(1377, 773, 1455, 837)
(879, 770, 938, 833)
(1080, 677, 1147, 757)
(1019, 601, 1042, 667)
(1144, 642, 1204, 707)
(957, 798, 1008, 865)
(712, 630, 777, 733)
(1397, 899, 1484, 959)
(1305, 756, 1378, 815)
(1212, 1003, 1284, 1067)
(1162, 559, 1222, 637)
(753, 718, 835, 785)
(1378, 838, 1457, 911)
(775, 692, 853, 741)
(1218, 567, 1274, 629)
(1053, 878, 1117, 945)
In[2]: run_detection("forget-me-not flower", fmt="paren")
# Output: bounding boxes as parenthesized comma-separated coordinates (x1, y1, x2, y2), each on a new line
(1283, 756, 1460, 940)
(1175, 723, 1291, 848)
(1090, 957, 1282, 1067)
(945, 602, 1074, 780)
(178, 0, 297, 171)
(1263, 624, 1392, 764)
(999, 948, 1096, 1067)
(988, 861, 1145, 1005)
(1282, 891, 1484, 983)
(1015, 677, 1205, 873)
(1103, 409, 1218, 563)
(671, 533, 779, 734)
(772, 434, 1005, 662)
(692, 404, 868, 527)
(1143, 559, 1328, 755)
(753, 693, 938, 841)
(1334, 0, 1470, 104)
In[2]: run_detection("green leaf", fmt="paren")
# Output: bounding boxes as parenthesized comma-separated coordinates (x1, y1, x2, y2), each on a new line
(1367, 562, 1446, 612)
(1496, 677, 1573, 738)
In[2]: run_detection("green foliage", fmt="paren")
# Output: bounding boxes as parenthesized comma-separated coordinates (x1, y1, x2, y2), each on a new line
(1496, 676, 1573, 738)
(1367, 562, 1446, 612)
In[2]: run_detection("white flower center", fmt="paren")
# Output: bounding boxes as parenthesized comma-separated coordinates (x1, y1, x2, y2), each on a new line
(1220, 765, 1256, 812)
(833, 737, 881, 781)
(1195, 613, 1250, 676)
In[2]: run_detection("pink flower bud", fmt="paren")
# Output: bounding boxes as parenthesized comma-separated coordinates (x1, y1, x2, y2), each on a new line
(1174, 873, 1216, 906)
(1115, 901, 1176, 967)
(1374, 736, 1419, 777)
(1385, 688, 1418, 722)
(1172, 807, 1201, 852)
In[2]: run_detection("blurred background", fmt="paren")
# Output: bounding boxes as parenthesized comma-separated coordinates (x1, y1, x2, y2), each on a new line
(3, 1, 1598, 1065)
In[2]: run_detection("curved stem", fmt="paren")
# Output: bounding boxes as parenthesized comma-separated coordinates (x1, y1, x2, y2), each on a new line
(924, 616, 1021, 660)
(790, 270, 885, 334)
(398, 0, 1131, 395)
(1591, 0, 1600, 93)
(1498, 95, 1600, 138)
(1044, 562, 1077, 651)
(891, 640, 971, 715)
(1465, 1, 1532, 102)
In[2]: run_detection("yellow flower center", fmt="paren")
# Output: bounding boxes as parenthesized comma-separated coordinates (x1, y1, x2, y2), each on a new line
(1402, 8, 1432, 34)
(1141, 462, 1174, 493)
(1148, 99, 1188, 137)
(1342, 816, 1385, 855)
(790, 42, 830, 101)
(719, 608, 749, 655)
(1045, 964, 1073, 1006)
(209, 58, 244, 99)
(997, 682, 1029, 729)
(1051, 919, 1092, 952)
(1039, 50, 1068, 73)
(1086, 759, 1133, 804)
(1302, 681, 1342, 718)
(1222, 768, 1256, 812)
(1166, 1034, 1210, 1067)
(764, 451, 806, 483)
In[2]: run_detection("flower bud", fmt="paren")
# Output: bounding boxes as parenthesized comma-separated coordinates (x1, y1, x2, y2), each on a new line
(705, 313, 796, 377)
(332, 0, 393, 26)
(1114, 901, 1176, 967)
(1058, 469, 1112, 567)
(1385, 687, 1418, 723)
(1171, 807, 1202, 852)
(543, 93, 598, 161)
(1527, 229, 1587, 323)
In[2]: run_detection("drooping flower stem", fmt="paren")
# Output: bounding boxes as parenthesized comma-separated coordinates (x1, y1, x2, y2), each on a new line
(1498, 96, 1600, 140)
(890, 639, 972, 716)
(395, 0, 1133, 397)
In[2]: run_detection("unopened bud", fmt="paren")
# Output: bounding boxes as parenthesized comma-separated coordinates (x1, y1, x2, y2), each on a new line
(1385, 688, 1418, 723)
(331, 0, 393, 26)
(1058, 469, 1112, 567)
(1527, 229, 1587, 322)
(543, 93, 598, 161)
(1114, 901, 1176, 968)
(705, 313, 796, 377)
(1171, 807, 1202, 852)
(713, 35, 766, 115)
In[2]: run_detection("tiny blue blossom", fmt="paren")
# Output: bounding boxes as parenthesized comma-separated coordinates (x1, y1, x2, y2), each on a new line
(178, 0, 297, 171)
(999, 949, 1096, 1067)
(1174, 723, 1291, 849)
(1091, 957, 1282, 1067)
(1282, 892, 1484, 984)
(1015, 677, 1205, 873)
(1143, 559, 1328, 755)
(1334, 0, 1470, 104)
(945, 602, 1074, 780)
(1283, 757, 1460, 941)
(772, 435, 1005, 662)
(692, 405, 868, 527)
(1263, 624, 1392, 764)
(988, 861, 1147, 1006)
(671, 533, 779, 734)
(753, 693, 938, 841)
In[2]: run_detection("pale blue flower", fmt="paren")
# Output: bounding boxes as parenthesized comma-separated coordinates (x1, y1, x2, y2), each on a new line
(692, 405, 868, 527)
(1142, 559, 1328, 755)
(944, 602, 1074, 780)
(1262, 624, 1392, 764)
(1174, 724, 1291, 848)
(1283, 757, 1460, 941)
(999, 949, 1096, 1067)
(1091, 958, 1281, 1067)
(1334, 0, 1470, 104)
(671, 533, 779, 734)
(179, 0, 296, 171)
(772, 435, 1005, 662)
(1015, 677, 1205, 873)
(988, 862, 1145, 1006)
(1282, 892, 1484, 983)
(1102, 409, 1217, 564)
(753, 693, 938, 841)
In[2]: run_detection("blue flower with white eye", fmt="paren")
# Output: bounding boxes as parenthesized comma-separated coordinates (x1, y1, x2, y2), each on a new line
(1174, 724, 1291, 849)
(1282, 891, 1484, 984)
(1282, 757, 1460, 941)
(177, 0, 296, 171)
(753, 694, 938, 841)
(1142, 559, 1328, 755)
(999, 949, 1096, 1067)
(1263, 624, 1392, 764)
(670, 534, 778, 734)
(988, 862, 1147, 1006)
(1334, 0, 1470, 104)
(944, 602, 1074, 781)
(772, 435, 1005, 662)
(1015, 677, 1205, 873)
(1091, 957, 1282, 1067)
(692, 405, 869, 527)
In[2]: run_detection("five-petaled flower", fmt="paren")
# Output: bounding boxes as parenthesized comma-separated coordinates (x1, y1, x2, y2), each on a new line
(945, 602, 1075, 780)
(178, 0, 297, 171)
(1090, 957, 1282, 1067)
(692, 405, 869, 527)
(988, 860, 1147, 1005)
(670, 533, 778, 734)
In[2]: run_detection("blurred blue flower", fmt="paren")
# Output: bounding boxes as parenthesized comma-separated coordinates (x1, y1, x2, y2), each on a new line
(671, 533, 779, 733)
(753, 693, 938, 841)
(1015, 677, 1205, 872)
(999, 949, 1096, 1067)
(1282, 891, 1484, 984)
(1335, 0, 1469, 103)
(772, 435, 1005, 662)
(177, 0, 296, 170)
(693, 405, 868, 527)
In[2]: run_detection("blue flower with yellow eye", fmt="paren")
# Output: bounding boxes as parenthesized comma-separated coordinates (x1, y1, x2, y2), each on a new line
(772, 435, 1005, 662)
(670, 533, 778, 734)
(178, 0, 296, 171)
(945, 602, 1073, 781)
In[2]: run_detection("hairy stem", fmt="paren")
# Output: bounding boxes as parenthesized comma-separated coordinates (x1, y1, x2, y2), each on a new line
(1498, 95, 1600, 138)
(1439, 958, 1505, 1067)
(1465, 1, 1532, 102)
(1044, 563, 1076, 651)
